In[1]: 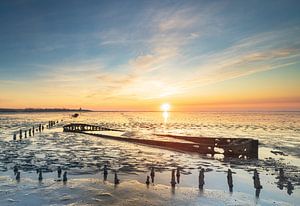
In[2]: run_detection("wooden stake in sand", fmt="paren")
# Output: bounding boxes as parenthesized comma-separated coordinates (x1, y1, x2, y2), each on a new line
(227, 169, 233, 190)
(176, 167, 180, 184)
(16, 171, 20, 181)
(171, 169, 176, 187)
(253, 169, 263, 189)
(63, 171, 68, 182)
(57, 166, 62, 178)
(13, 165, 18, 175)
(38, 170, 43, 181)
(104, 165, 108, 181)
(150, 167, 155, 183)
(146, 175, 150, 185)
(199, 168, 205, 189)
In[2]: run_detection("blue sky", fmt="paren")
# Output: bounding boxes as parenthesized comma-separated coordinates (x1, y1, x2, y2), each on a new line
(0, 0, 300, 110)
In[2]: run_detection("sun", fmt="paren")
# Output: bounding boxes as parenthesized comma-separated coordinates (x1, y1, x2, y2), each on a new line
(161, 103, 171, 112)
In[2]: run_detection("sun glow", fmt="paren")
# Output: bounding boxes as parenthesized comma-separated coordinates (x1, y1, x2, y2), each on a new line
(161, 103, 171, 112)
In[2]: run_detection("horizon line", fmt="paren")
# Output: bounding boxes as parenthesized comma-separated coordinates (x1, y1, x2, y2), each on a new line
(0, 108, 300, 113)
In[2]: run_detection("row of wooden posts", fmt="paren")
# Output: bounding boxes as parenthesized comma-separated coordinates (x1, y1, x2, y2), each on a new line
(13, 120, 59, 140)
(11, 165, 294, 196)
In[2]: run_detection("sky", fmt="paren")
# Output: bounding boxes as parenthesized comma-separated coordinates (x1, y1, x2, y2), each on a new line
(0, 0, 300, 111)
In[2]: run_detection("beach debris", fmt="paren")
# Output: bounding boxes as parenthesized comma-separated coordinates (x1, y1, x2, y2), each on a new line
(199, 168, 205, 189)
(150, 167, 155, 183)
(146, 175, 150, 185)
(38, 170, 43, 181)
(271, 150, 287, 156)
(63, 171, 68, 182)
(170, 169, 176, 187)
(16, 171, 20, 181)
(176, 167, 180, 183)
(253, 169, 263, 189)
(13, 133, 17, 140)
(287, 181, 294, 195)
(114, 172, 120, 185)
(13, 165, 18, 175)
(227, 169, 233, 190)
(103, 165, 108, 180)
(57, 166, 62, 178)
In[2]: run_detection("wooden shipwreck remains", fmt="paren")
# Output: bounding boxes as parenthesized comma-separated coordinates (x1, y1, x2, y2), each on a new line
(63, 123, 258, 158)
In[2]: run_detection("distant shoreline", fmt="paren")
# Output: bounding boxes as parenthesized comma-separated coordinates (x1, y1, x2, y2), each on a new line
(0, 108, 92, 113)
(0, 108, 299, 113)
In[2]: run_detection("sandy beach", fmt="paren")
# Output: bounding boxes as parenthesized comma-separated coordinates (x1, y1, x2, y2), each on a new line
(0, 111, 299, 205)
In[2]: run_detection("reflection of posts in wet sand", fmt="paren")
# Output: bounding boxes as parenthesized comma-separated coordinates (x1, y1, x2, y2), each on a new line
(171, 186, 175, 195)
(176, 167, 180, 184)
(114, 172, 120, 185)
(227, 169, 233, 193)
(170, 169, 176, 187)
(150, 167, 155, 183)
(255, 189, 261, 198)
(199, 168, 205, 189)
(287, 181, 294, 195)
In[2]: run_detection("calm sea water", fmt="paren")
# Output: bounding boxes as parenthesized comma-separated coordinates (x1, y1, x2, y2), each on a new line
(0, 111, 299, 205)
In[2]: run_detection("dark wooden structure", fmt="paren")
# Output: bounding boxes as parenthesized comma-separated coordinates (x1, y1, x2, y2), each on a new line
(63, 123, 258, 158)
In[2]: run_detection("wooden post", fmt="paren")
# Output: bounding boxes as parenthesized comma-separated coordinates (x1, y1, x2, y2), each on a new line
(150, 167, 155, 183)
(199, 168, 205, 189)
(63, 171, 68, 182)
(227, 169, 233, 191)
(19, 129, 22, 140)
(16, 171, 20, 181)
(253, 169, 262, 189)
(38, 170, 43, 181)
(146, 175, 150, 185)
(171, 169, 176, 187)
(176, 167, 180, 183)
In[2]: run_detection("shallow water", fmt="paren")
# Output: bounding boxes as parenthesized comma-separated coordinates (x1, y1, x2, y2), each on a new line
(0, 111, 299, 205)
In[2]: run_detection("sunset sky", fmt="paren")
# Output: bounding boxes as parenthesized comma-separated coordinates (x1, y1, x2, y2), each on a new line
(0, 0, 300, 111)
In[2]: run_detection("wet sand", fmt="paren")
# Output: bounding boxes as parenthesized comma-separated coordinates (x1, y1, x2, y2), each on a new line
(0, 112, 299, 205)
